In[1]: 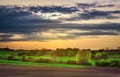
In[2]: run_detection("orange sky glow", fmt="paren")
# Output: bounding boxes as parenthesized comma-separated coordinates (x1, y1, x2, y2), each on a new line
(0, 36, 120, 50)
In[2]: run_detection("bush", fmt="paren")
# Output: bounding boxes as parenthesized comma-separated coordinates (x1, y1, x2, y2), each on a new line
(95, 52, 109, 60)
(12, 57, 21, 61)
(66, 60, 76, 64)
(110, 60, 120, 67)
(76, 50, 91, 65)
(27, 56, 34, 62)
(7, 54, 14, 60)
(17, 51, 25, 56)
(0, 55, 3, 60)
(95, 60, 110, 66)
(21, 55, 28, 62)
(95, 59, 120, 67)
(57, 60, 64, 64)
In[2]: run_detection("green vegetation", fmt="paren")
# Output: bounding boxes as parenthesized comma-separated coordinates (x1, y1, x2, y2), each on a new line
(0, 50, 13, 59)
(95, 52, 109, 60)
(95, 59, 120, 67)
(0, 48, 120, 67)
(76, 50, 91, 65)
(0, 60, 88, 68)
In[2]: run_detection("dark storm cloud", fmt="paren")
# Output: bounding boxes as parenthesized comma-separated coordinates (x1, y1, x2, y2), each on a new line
(29, 6, 78, 13)
(0, 5, 78, 20)
(110, 10, 120, 14)
(97, 4, 115, 7)
(0, 5, 120, 42)
(0, 5, 119, 22)
(76, 3, 114, 7)
(0, 17, 59, 33)
(76, 3, 96, 8)
(70, 30, 119, 36)
(80, 10, 112, 19)
(0, 23, 120, 42)
(0, 5, 120, 32)
(0, 5, 61, 33)
(76, 3, 115, 9)
(57, 23, 120, 31)
(0, 5, 78, 14)
(67, 10, 120, 20)
(0, 5, 31, 18)
(70, 3, 119, 20)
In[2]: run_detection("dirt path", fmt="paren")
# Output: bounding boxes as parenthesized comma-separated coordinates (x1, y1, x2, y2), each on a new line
(0, 64, 120, 77)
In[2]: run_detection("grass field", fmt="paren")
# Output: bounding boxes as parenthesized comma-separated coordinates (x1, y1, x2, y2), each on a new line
(0, 49, 120, 67)
(0, 60, 89, 68)
(0, 51, 91, 68)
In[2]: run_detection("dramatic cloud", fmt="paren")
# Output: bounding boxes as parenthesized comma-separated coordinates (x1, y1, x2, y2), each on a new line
(29, 6, 78, 13)
(76, 3, 115, 9)
(0, 23, 120, 41)
(0, 0, 120, 42)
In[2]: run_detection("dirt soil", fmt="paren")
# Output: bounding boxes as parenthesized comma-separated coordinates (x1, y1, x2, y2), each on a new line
(0, 64, 120, 77)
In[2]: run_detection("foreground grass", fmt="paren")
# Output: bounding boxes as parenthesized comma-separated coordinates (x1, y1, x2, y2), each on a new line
(0, 60, 90, 68)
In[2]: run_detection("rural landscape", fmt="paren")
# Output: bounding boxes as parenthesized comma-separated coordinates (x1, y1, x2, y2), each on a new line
(0, 47, 120, 67)
(0, 47, 120, 77)
(0, 0, 120, 77)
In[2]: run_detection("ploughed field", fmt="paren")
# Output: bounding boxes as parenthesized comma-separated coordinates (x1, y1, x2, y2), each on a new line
(0, 64, 120, 77)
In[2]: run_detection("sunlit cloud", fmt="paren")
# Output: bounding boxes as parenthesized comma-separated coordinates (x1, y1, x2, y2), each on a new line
(0, 0, 120, 49)
(33, 12, 77, 20)
(10, 34, 25, 40)
(0, 0, 120, 42)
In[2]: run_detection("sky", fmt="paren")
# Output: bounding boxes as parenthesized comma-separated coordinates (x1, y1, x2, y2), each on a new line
(0, 0, 120, 50)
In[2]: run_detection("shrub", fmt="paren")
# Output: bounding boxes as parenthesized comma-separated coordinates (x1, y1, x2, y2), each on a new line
(27, 56, 34, 62)
(57, 60, 64, 64)
(66, 60, 76, 64)
(21, 55, 28, 62)
(95, 60, 110, 66)
(17, 51, 25, 56)
(110, 60, 120, 67)
(95, 52, 109, 60)
(76, 50, 91, 65)
(12, 57, 21, 61)
(7, 54, 14, 60)
(0, 55, 3, 60)
(95, 59, 120, 67)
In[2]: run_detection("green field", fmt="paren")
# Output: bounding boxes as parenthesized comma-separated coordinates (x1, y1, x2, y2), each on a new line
(0, 49, 120, 67)
(0, 50, 77, 63)
(0, 49, 93, 68)
(0, 60, 89, 68)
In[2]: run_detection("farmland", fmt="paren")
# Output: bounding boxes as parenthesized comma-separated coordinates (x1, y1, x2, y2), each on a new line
(0, 48, 120, 77)
(0, 48, 120, 67)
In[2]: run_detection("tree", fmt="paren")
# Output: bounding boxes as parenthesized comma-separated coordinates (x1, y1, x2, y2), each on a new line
(76, 50, 91, 65)
(95, 52, 109, 60)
